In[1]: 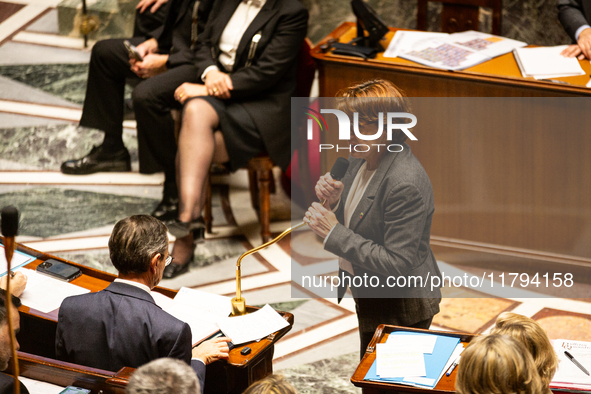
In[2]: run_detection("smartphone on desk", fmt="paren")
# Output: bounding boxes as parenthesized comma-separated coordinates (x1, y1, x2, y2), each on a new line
(59, 386, 91, 394)
(36, 259, 81, 282)
(123, 40, 143, 62)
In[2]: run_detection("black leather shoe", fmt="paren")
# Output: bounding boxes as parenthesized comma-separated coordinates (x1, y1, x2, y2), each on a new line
(61, 145, 131, 175)
(162, 227, 205, 279)
(151, 196, 179, 222)
(167, 217, 206, 239)
(162, 260, 191, 279)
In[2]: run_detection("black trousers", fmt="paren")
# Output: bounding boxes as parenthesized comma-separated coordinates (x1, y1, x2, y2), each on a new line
(79, 38, 198, 181)
(354, 297, 434, 359)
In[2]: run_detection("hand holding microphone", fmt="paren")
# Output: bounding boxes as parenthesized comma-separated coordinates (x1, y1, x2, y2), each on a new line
(304, 157, 349, 238)
(317, 157, 348, 207)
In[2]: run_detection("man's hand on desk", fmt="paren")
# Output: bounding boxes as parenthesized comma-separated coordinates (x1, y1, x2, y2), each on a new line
(0, 271, 27, 297)
(561, 28, 591, 59)
(192, 337, 232, 364)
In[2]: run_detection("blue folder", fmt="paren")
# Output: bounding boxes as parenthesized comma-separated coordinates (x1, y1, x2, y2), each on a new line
(364, 331, 460, 389)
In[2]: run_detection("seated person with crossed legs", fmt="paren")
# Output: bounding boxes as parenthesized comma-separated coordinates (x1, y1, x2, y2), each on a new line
(56, 215, 230, 392)
(60, 0, 214, 223)
(144, 0, 308, 278)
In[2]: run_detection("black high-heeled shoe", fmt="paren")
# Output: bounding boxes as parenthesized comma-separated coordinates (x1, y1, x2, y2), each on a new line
(166, 217, 206, 238)
(162, 225, 205, 279)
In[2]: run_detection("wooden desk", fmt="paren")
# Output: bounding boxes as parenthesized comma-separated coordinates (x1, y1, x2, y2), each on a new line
(312, 22, 591, 98)
(351, 325, 475, 394)
(2, 238, 293, 393)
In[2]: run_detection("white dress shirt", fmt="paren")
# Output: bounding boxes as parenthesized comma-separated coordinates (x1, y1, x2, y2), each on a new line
(202, 0, 266, 80)
(325, 162, 377, 275)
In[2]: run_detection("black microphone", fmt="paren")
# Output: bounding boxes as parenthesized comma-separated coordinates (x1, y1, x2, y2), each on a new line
(321, 157, 349, 206)
(1, 206, 18, 237)
(330, 157, 349, 181)
(1, 206, 19, 265)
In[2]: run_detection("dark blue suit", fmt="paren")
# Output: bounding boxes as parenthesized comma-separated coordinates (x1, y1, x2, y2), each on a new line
(55, 282, 205, 390)
(0, 373, 29, 394)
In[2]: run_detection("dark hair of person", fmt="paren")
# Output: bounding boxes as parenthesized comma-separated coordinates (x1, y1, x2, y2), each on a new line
(336, 79, 412, 143)
(0, 288, 21, 325)
(242, 375, 298, 394)
(108, 215, 168, 275)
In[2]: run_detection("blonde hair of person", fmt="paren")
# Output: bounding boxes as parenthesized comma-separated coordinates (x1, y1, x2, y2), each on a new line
(336, 79, 412, 143)
(491, 312, 558, 389)
(456, 334, 544, 394)
(242, 375, 298, 394)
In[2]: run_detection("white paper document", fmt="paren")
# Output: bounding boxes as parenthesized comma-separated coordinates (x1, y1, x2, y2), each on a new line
(152, 287, 232, 346)
(552, 339, 591, 385)
(217, 304, 289, 345)
(0, 246, 35, 275)
(376, 343, 426, 378)
(513, 46, 585, 79)
(19, 377, 64, 394)
(173, 287, 232, 317)
(450, 30, 526, 59)
(16, 268, 90, 313)
(386, 334, 437, 354)
(400, 38, 491, 70)
(384, 31, 448, 58)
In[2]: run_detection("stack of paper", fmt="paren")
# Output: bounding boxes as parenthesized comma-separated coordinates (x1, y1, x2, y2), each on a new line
(513, 46, 585, 79)
(152, 287, 232, 346)
(364, 332, 462, 389)
(153, 290, 288, 346)
(386, 30, 526, 71)
(217, 304, 290, 345)
(551, 339, 591, 391)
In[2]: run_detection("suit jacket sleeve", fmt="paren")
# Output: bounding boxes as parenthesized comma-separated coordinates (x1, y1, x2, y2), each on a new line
(167, 323, 193, 364)
(558, 0, 590, 41)
(228, 7, 308, 100)
(190, 359, 206, 394)
(325, 182, 429, 278)
(193, 5, 308, 99)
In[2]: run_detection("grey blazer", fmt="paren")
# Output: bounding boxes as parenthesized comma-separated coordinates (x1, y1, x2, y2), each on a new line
(324, 143, 441, 324)
(558, 0, 591, 41)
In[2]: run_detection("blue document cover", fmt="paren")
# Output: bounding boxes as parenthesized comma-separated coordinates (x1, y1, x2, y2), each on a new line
(364, 331, 460, 389)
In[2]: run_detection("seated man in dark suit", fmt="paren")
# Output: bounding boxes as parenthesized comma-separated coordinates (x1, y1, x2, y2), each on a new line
(0, 290, 29, 394)
(60, 0, 215, 222)
(55, 215, 230, 389)
(558, 0, 591, 59)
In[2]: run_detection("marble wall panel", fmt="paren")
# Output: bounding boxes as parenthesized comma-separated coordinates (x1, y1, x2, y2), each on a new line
(302, 0, 571, 46)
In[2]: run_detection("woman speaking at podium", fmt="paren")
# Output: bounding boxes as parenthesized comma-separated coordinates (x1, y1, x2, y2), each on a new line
(303, 79, 442, 357)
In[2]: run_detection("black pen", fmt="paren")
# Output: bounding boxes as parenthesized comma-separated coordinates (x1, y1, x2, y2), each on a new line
(565, 351, 590, 376)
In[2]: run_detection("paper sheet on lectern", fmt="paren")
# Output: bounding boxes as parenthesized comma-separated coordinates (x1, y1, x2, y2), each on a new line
(0, 245, 35, 276)
(16, 268, 90, 313)
(217, 304, 289, 345)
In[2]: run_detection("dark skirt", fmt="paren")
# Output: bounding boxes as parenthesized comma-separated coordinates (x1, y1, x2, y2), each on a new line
(185, 95, 265, 171)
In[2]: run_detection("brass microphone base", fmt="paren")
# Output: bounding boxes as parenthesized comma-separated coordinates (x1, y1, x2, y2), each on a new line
(231, 297, 246, 316)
